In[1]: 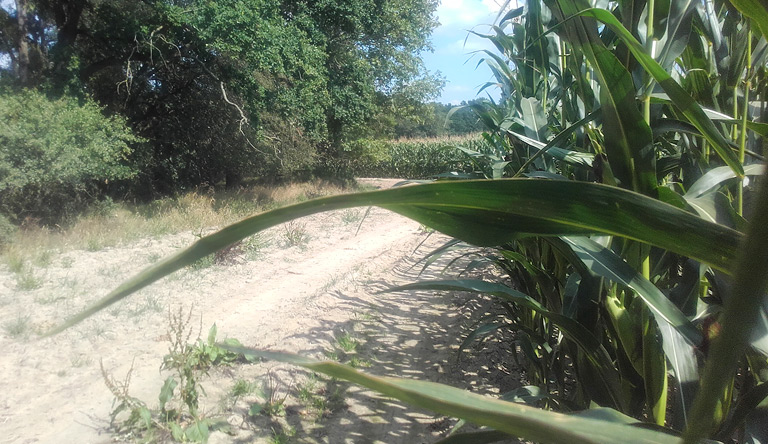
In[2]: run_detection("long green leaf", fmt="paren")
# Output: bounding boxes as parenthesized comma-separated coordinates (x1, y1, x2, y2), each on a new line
(562, 237, 701, 344)
(221, 348, 680, 444)
(44, 180, 741, 335)
(576, 8, 744, 177)
(684, 164, 765, 199)
(507, 130, 596, 168)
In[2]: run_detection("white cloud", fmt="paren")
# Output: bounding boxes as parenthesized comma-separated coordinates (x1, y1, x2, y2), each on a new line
(436, 0, 497, 27)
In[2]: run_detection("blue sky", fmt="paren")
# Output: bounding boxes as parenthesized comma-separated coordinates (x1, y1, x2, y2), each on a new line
(424, 0, 508, 104)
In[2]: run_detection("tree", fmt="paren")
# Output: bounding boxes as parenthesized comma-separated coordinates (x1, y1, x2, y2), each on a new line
(0, 0, 442, 195)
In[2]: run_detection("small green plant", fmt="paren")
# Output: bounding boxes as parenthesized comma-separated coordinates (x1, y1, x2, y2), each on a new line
(33, 250, 52, 267)
(35, 294, 66, 305)
(16, 269, 43, 291)
(188, 253, 215, 270)
(282, 221, 309, 248)
(242, 234, 271, 260)
(101, 359, 155, 438)
(3, 315, 31, 339)
(70, 354, 93, 368)
(127, 295, 163, 317)
(296, 374, 347, 420)
(340, 209, 362, 225)
(248, 371, 289, 417)
(335, 332, 359, 353)
(86, 237, 105, 252)
(268, 425, 296, 444)
(230, 378, 259, 399)
(347, 356, 371, 368)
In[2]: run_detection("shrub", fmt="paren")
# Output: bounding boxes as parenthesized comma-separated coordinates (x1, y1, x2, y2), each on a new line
(0, 89, 141, 224)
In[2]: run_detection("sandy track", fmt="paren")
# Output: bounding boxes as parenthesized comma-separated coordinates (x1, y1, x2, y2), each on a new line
(0, 182, 516, 443)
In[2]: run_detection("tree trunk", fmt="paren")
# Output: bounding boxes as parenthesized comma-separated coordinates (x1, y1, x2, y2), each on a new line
(15, 0, 30, 85)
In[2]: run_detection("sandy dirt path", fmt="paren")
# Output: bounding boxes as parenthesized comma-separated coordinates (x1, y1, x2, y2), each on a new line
(0, 180, 517, 443)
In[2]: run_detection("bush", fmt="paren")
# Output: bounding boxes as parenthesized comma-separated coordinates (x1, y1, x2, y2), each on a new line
(0, 89, 141, 224)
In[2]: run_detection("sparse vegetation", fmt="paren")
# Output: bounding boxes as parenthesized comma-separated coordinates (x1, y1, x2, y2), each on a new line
(102, 308, 252, 442)
(282, 221, 310, 248)
(15, 268, 43, 291)
(3, 315, 31, 339)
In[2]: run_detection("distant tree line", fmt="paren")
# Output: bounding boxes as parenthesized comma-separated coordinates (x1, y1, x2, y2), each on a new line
(0, 0, 484, 225)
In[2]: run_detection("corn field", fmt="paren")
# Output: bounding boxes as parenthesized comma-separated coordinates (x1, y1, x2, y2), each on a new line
(334, 134, 487, 179)
(53, 0, 768, 442)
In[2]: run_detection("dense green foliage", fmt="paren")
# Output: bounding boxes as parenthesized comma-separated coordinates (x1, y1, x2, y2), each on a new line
(0, 89, 140, 223)
(0, 0, 444, 223)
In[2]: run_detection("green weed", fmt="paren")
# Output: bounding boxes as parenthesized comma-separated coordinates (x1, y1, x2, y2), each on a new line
(335, 332, 359, 353)
(340, 209, 362, 225)
(34, 250, 53, 267)
(3, 315, 31, 339)
(16, 269, 43, 291)
(230, 379, 259, 399)
(283, 221, 309, 248)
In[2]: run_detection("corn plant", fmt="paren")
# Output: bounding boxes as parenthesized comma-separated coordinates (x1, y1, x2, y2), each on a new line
(46, 0, 768, 442)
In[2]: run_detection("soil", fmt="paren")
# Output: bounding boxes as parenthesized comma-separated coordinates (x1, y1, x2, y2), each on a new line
(0, 178, 521, 444)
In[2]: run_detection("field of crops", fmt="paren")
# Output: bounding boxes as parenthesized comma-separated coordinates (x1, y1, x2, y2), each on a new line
(339, 134, 486, 179)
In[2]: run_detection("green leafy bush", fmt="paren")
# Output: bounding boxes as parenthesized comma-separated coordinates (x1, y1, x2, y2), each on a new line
(0, 89, 141, 224)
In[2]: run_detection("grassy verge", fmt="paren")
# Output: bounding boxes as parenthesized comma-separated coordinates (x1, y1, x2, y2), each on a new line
(1, 180, 361, 268)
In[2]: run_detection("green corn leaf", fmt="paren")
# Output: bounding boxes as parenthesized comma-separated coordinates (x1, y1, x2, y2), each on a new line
(684, 164, 766, 199)
(513, 110, 600, 177)
(547, 0, 656, 195)
(574, 7, 744, 177)
(728, 0, 768, 42)
(507, 130, 595, 168)
(44, 180, 742, 335)
(520, 97, 549, 142)
(655, 0, 698, 71)
(562, 236, 700, 425)
(220, 348, 680, 444)
(458, 322, 509, 355)
(562, 237, 701, 344)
